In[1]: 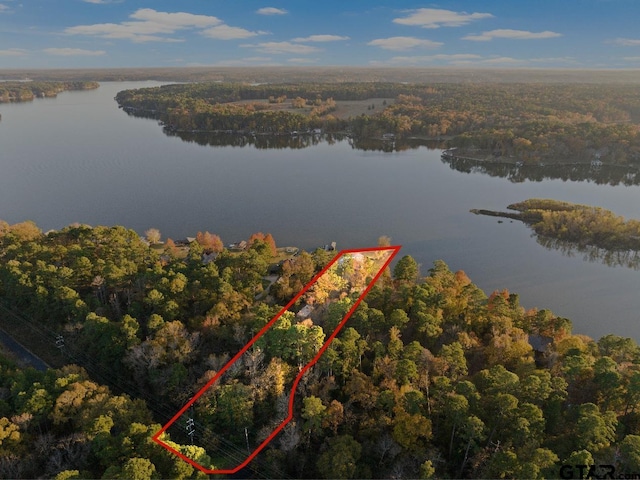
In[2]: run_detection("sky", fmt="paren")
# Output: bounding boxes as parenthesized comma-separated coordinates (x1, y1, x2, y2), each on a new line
(2, 1, 640, 69)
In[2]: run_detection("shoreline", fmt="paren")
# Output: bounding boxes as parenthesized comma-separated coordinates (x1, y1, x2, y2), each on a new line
(441, 148, 640, 170)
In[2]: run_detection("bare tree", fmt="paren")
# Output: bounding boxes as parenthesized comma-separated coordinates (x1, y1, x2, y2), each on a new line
(145, 228, 161, 244)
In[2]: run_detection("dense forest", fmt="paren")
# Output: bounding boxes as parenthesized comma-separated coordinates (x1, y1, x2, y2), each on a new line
(472, 199, 640, 269)
(0, 81, 99, 103)
(1, 219, 640, 478)
(115, 82, 640, 166)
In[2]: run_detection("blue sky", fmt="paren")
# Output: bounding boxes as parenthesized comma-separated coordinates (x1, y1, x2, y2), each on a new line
(2, 1, 640, 69)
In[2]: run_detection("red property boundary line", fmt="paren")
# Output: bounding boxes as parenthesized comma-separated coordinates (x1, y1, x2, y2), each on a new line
(152, 245, 401, 474)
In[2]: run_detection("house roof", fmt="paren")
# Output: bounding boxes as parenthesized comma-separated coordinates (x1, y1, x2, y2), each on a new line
(528, 334, 553, 352)
(297, 304, 314, 318)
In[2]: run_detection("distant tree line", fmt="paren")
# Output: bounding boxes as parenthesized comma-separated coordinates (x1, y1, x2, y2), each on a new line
(0, 82, 98, 103)
(116, 82, 640, 165)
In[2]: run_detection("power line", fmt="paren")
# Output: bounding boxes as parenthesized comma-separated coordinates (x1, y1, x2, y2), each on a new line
(0, 301, 290, 479)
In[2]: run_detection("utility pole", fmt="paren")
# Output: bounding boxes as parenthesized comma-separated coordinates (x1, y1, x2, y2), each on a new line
(55, 334, 65, 352)
(185, 418, 195, 444)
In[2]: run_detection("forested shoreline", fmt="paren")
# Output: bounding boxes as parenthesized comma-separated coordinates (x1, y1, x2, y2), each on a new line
(115, 82, 640, 166)
(0, 81, 99, 103)
(441, 152, 640, 186)
(1, 219, 640, 478)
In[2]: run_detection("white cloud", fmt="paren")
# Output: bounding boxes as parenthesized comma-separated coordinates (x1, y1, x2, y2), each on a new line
(384, 54, 482, 64)
(455, 57, 574, 67)
(0, 48, 27, 56)
(292, 34, 349, 42)
(454, 56, 523, 66)
(367, 36, 443, 51)
(64, 24, 182, 43)
(64, 8, 232, 43)
(0, 4, 8, 12)
(215, 56, 279, 66)
(81, 0, 122, 4)
(611, 38, 640, 46)
(288, 57, 318, 63)
(370, 54, 484, 66)
(201, 25, 264, 40)
(393, 8, 493, 29)
(463, 29, 562, 41)
(479, 56, 525, 65)
(529, 56, 578, 64)
(44, 48, 106, 56)
(241, 41, 321, 54)
(256, 7, 288, 16)
(372, 54, 579, 68)
(129, 8, 222, 28)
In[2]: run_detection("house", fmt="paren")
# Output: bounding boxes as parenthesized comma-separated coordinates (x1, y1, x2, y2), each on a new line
(320, 242, 337, 252)
(351, 252, 364, 263)
(528, 334, 552, 353)
(382, 133, 395, 140)
(297, 304, 314, 319)
(202, 252, 217, 264)
(312, 128, 322, 135)
(528, 334, 553, 366)
(268, 262, 282, 275)
(322, 242, 337, 251)
(591, 153, 603, 167)
(174, 237, 195, 247)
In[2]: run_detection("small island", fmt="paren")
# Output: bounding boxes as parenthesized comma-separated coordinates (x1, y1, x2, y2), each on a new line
(472, 199, 640, 268)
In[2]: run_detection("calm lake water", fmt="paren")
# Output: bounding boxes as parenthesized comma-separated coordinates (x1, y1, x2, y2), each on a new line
(1, 81, 639, 341)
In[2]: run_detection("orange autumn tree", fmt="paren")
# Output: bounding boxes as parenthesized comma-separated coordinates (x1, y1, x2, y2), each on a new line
(196, 231, 224, 254)
(248, 232, 277, 257)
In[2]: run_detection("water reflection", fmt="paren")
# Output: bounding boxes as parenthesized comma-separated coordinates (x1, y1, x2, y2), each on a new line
(535, 235, 640, 269)
(163, 129, 443, 152)
(442, 153, 640, 186)
(167, 130, 339, 150)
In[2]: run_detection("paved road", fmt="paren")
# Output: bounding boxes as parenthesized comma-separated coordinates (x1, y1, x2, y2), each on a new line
(255, 274, 280, 300)
(0, 326, 49, 371)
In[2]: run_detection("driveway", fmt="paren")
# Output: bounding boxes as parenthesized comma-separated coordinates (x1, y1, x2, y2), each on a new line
(0, 326, 49, 371)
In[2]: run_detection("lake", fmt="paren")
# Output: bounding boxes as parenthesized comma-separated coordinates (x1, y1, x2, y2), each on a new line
(1, 81, 639, 341)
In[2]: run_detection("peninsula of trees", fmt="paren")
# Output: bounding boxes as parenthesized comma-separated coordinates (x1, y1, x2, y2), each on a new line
(0, 81, 99, 103)
(472, 199, 640, 269)
(1, 219, 640, 478)
(116, 82, 640, 166)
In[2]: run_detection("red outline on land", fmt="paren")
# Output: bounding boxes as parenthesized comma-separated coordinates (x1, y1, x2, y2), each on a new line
(152, 245, 401, 474)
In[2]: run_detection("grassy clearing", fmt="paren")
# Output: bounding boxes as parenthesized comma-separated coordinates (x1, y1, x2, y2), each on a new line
(228, 98, 395, 120)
